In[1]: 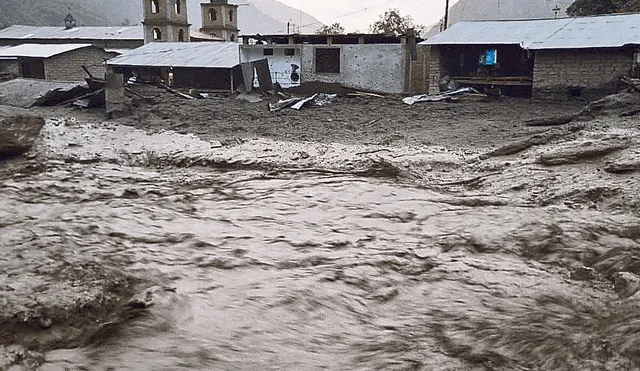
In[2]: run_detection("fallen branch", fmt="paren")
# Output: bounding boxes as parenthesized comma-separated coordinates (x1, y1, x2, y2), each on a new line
(356, 148, 392, 156)
(436, 171, 502, 186)
(158, 83, 196, 100)
(525, 113, 578, 127)
(124, 87, 154, 101)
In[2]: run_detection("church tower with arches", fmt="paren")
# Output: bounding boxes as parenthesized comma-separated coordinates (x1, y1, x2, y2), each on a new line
(143, 0, 191, 43)
(200, 0, 240, 42)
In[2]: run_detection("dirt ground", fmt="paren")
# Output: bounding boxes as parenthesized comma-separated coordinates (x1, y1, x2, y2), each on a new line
(31, 86, 598, 149)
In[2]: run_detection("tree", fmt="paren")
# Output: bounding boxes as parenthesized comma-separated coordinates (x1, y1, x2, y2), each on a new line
(566, 0, 640, 16)
(370, 9, 425, 36)
(316, 23, 345, 35)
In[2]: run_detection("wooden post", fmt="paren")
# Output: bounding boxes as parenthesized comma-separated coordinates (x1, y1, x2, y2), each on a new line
(444, 0, 450, 30)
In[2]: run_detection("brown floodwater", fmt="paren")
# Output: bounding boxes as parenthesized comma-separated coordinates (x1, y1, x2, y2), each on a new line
(1, 119, 640, 370)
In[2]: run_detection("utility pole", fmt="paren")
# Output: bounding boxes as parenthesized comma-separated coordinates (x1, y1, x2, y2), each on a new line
(287, 21, 291, 34)
(444, 0, 450, 30)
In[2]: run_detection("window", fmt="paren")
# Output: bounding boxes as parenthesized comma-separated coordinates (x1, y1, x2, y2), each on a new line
(229, 10, 234, 22)
(263, 48, 274, 56)
(315, 48, 340, 73)
(151, 0, 160, 14)
(153, 28, 162, 41)
(175, 0, 181, 14)
(178, 29, 185, 42)
(209, 9, 217, 21)
(230, 34, 236, 42)
(284, 48, 295, 56)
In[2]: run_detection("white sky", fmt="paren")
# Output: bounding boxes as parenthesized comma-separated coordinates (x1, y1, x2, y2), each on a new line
(275, 0, 461, 32)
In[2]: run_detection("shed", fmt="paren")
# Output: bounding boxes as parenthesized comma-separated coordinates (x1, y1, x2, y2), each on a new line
(0, 44, 115, 81)
(107, 42, 243, 91)
(422, 13, 640, 98)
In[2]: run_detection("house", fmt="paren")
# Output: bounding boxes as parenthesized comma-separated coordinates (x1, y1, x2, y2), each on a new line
(106, 42, 242, 91)
(240, 33, 426, 94)
(422, 13, 640, 99)
(0, 44, 116, 81)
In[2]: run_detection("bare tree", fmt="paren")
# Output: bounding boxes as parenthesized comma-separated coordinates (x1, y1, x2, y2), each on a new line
(370, 9, 424, 36)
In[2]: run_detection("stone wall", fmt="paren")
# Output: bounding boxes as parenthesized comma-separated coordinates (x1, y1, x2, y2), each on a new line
(44, 47, 115, 81)
(408, 45, 430, 94)
(0, 60, 19, 77)
(427, 46, 444, 95)
(533, 49, 632, 99)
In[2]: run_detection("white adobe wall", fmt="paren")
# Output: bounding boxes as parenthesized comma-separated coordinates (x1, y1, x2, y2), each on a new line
(301, 44, 407, 94)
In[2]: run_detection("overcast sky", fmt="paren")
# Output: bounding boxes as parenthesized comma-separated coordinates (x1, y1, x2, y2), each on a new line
(275, 0, 460, 32)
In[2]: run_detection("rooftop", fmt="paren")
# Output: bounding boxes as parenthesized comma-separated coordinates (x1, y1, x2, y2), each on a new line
(422, 12, 640, 50)
(0, 25, 144, 41)
(107, 42, 240, 68)
(241, 33, 418, 45)
(0, 43, 95, 58)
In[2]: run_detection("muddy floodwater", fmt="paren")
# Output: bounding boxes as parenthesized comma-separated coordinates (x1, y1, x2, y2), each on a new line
(2, 97, 640, 370)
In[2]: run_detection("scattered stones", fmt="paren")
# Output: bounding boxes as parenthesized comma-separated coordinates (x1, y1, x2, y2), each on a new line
(613, 272, 640, 298)
(571, 266, 597, 281)
(0, 106, 45, 159)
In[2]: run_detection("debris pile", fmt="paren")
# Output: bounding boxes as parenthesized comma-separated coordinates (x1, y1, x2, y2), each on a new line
(402, 87, 484, 105)
(269, 93, 338, 112)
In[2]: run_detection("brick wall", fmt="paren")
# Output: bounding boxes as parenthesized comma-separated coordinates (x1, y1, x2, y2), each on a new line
(0, 60, 19, 77)
(408, 45, 429, 93)
(533, 49, 632, 99)
(44, 47, 115, 81)
(427, 46, 444, 95)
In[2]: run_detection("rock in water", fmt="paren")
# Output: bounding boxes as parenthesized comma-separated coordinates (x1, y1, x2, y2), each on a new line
(0, 109, 45, 159)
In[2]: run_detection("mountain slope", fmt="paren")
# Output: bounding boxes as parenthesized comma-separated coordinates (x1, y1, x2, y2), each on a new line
(0, 0, 323, 35)
(426, 0, 576, 36)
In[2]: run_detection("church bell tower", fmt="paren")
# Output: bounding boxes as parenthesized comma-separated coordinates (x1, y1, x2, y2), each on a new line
(200, 0, 240, 42)
(143, 0, 190, 43)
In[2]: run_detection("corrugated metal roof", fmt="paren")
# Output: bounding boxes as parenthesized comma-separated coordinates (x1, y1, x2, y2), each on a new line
(422, 13, 640, 50)
(0, 25, 143, 40)
(107, 42, 241, 68)
(422, 18, 572, 47)
(530, 13, 640, 49)
(0, 43, 93, 58)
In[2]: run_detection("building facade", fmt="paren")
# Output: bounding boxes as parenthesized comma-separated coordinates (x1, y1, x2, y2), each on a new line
(422, 14, 640, 99)
(240, 34, 424, 94)
(200, 0, 240, 42)
(143, 0, 191, 43)
(0, 44, 116, 81)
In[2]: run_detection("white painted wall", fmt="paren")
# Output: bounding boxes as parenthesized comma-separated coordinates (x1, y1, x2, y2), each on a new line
(302, 44, 407, 94)
(240, 45, 302, 88)
(240, 43, 407, 93)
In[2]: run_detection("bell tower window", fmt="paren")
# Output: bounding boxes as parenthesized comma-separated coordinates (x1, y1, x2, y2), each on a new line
(175, 0, 181, 14)
(151, 0, 160, 14)
(209, 9, 217, 21)
(178, 29, 185, 41)
(229, 10, 234, 22)
(153, 28, 162, 41)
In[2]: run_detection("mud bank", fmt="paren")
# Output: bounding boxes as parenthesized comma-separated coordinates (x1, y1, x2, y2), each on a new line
(1, 96, 640, 370)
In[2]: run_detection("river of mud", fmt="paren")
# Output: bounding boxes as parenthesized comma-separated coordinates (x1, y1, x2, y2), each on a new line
(1, 110, 640, 370)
